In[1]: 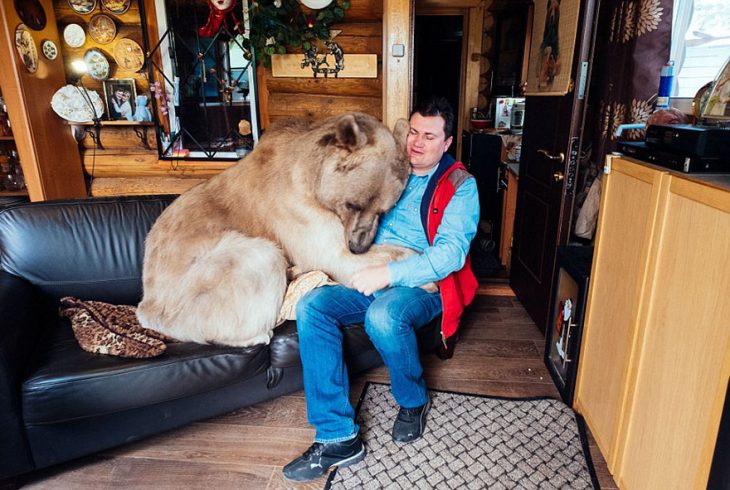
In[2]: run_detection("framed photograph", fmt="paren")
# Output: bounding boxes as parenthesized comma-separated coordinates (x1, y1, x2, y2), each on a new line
(702, 56, 730, 120)
(103, 78, 137, 121)
(525, 0, 581, 96)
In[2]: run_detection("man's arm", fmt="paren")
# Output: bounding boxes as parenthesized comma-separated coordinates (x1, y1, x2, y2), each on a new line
(349, 178, 479, 295)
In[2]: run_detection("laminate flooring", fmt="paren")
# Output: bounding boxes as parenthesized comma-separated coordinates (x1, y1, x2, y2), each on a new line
(11, 285, 618, 489)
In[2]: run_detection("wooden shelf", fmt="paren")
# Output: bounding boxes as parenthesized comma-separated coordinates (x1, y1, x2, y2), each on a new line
(64, 121, 155, 127)
(0, 190, 28, 197)
(0, 136, 14, 141)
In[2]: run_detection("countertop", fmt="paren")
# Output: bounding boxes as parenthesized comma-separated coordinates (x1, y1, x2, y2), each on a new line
(615, 155, 730, 193)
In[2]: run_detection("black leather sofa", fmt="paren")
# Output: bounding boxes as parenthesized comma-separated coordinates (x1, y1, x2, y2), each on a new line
(0, 195, 444, 479)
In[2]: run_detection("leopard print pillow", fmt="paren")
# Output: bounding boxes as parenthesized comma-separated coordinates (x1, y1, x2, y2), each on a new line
(59, 297, 175, 358)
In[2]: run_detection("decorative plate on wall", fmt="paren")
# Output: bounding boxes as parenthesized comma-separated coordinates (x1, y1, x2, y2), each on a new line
(42, 39, 58, 60)
(15, 24, 38, 74)
(63, 23, 86, 48)
(51, 84, 105, 122)
(101, 0, 131, 15)
(113, 38, 144, 72)
(83, 48, 111, 80)
(67, 0, 97, 15)
(14, 0, 46, 31)
(88, 14, 116, 44)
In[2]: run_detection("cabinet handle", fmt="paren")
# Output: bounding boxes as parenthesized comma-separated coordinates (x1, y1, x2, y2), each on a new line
(538, 149, 565, 163)
(553, 171, 565, 182)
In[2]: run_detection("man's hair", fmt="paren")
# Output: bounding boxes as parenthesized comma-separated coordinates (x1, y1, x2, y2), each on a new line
(410, 97, 455, 137)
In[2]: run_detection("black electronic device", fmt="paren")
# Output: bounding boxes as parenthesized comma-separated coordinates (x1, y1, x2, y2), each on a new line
(645, 124, 730, 158)
(616, 141, 730, 173)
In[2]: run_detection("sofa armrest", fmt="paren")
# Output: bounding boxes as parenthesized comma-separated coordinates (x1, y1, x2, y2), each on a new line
(0, 271, 42, 478)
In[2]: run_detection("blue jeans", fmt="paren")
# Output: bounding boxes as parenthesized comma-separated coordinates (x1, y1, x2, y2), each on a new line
(296, 285, 441, 443)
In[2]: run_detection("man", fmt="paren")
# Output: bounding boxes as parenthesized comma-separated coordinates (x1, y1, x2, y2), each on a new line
(283, 98, 480, 482)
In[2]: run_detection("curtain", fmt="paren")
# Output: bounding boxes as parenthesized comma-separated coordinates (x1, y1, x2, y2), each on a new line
(572, 0, 674, 239)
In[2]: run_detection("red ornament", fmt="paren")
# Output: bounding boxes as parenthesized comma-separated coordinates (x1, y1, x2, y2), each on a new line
(306, 15, 315, 28)
(198, 0, 241, 38)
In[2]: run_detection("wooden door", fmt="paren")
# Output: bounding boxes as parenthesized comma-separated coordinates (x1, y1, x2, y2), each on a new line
(509, 0, 599, 333)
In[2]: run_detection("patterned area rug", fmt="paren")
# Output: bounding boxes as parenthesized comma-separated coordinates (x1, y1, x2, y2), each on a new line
(327, 382, 599, 489)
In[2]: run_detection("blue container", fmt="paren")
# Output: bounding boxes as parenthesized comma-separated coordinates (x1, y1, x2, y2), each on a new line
(656, 61, 674, 110)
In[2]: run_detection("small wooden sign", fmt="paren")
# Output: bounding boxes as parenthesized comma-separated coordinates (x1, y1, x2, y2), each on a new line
(271, 54, 378, 78)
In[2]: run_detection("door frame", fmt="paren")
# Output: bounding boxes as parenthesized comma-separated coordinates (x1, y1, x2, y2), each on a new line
(384, 0, 483, 160)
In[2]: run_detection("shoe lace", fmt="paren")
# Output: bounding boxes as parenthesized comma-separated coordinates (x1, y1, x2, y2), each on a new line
(302, 442, 324, 459)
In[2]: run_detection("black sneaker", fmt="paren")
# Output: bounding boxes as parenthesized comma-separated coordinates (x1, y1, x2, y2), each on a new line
(282, 435, 366, 482)
(392, 398, 431, 443)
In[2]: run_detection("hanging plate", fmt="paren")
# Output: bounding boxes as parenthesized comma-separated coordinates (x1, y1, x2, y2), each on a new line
(84, 48, 111, 80)
(114, 38, 144, 72)
(42, 39, 58, 60)
(89, 14, 116, 44)
(63, 23, 86, 48)
(15, 24, 39, 74)
(101, 0, 131, 15)
(14, 0, 46, 31)
(67, 0, 97, 15)
(51, 84, 105, 122)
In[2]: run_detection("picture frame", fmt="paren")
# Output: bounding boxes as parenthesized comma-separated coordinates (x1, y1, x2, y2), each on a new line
(102, 78, 137, 121)
(525, 0, 581, 96)
(701, 56, 730, 120)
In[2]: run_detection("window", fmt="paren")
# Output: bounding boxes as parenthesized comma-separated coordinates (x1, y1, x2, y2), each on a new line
(671, 0, 730, 98)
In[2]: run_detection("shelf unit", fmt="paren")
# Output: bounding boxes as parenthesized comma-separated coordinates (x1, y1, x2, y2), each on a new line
(0, 88, 28, 199)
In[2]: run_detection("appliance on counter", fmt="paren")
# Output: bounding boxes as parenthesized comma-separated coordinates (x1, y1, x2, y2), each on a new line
(616, 124, 730, 173)
(545, 245, 593, 406)
(510, 100, 526, 134)
(493, 97, 525, 130)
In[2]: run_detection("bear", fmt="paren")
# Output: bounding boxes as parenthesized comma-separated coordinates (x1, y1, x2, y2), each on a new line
(137, 112, 414, 347)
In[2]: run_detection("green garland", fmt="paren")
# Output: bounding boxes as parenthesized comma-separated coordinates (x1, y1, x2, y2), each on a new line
(245, 0, 350, 67)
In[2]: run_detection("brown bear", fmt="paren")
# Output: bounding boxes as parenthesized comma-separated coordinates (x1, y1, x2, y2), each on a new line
(137, 113, 414, 346)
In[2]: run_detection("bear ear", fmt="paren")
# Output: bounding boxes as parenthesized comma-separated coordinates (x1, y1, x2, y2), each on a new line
(393, 118, 409, 153)
(334, 114, 368, 151)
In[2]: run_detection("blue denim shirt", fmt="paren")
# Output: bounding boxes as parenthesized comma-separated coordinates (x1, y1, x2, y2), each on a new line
(374, 166, 480, 288)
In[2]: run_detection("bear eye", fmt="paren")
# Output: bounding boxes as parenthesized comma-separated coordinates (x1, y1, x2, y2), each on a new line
(345, 202, 362, 212)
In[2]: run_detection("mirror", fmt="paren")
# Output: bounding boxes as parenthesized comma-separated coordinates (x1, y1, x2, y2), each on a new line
(146, 0, 259, 160)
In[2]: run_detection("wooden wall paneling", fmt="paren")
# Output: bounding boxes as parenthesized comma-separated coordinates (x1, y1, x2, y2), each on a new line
(458, 5, 484, 158)
(91, 176, 206, 196)
(266, 77, 382, 98)
(340, 0, 383, 21)
(267, 93, 382, 122)
(0, 0, 86, 200)
(382, 0, 412, 128)
(82, 151, 234, 178)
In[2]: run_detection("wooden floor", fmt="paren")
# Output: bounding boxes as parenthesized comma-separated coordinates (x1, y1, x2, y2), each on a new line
(14, 286, 618, 489)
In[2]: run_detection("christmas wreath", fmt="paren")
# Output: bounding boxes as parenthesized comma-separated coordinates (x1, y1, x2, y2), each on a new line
(245, 0, 350, 67)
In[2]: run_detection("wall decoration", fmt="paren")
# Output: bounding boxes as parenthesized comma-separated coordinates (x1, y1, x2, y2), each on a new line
(102, 78, 137, 121)
(67, 0, 97, 15)
(83, 48, 111, 80)
(14, 24, 38, 74)
(63, 23, 86, 48)
(271, 40, 377, 78)
(88, 14, 116, 44)
(51, 84, 105, 122)
(101, 0, 131, 15)
(198, 0, 241, 38)
(525, 0, 580, 95)
(247, 0, 349, 67)
(113, 38, 144, 72)
(42, 39, 58, 60)
(14, 0, 46, 31)
(702, 56, 730, 120)
(301, 0, 335, 8)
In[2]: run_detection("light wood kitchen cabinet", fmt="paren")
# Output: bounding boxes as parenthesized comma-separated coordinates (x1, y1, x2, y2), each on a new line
(574, 156, 730, 490)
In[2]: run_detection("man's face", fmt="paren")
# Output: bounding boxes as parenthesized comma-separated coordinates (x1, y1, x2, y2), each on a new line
(115, 89, 125, 99)
(406, 113, 452, 175)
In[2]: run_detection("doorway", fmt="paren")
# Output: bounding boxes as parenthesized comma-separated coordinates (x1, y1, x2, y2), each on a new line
(413, 15, 463, 158)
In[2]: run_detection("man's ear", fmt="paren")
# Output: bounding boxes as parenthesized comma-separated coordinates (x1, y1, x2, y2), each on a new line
(392, 118, 409, 154)
(334, 114, 368, 151)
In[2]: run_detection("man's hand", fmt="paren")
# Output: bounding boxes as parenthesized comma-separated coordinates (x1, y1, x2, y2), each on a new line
(349, 265, 392, 296)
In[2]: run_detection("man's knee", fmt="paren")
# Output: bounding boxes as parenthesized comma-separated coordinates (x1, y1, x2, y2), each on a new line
(365, 298, 405, 341)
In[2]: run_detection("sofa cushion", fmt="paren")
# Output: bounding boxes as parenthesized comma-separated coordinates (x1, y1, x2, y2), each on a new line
(0, 195, 175, 304)
(22, 318, 269, 426)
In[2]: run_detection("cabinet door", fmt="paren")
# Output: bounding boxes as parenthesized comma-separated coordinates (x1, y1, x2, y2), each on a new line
(574, 158, 668, 469)
(617, 176, 730, 489)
